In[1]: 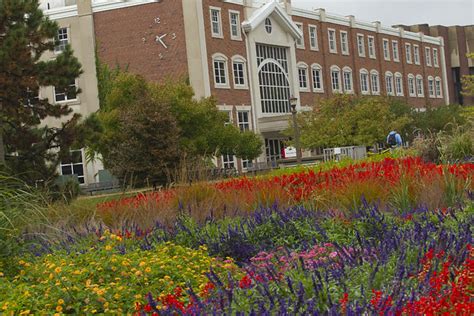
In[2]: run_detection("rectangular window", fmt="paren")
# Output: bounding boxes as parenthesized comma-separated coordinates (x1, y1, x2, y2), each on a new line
(229, 11, 241, 40)
(395, 76, 403, 96)
(340, 31, 349, 55)
(213, 60, 227, 85)
(328, 29, 337, 53)
(295, 23, 304, 48)
(357, 34, 365, 57)
(428, 78, 435, 97)
(331, 70, 341, 92)
(23, 87, 39, 107)
(343, 70, 352, 92)
(298, 67, 308, 90)
(408, 77, 416, 96)
(433, 48, 439, 67)
(237, 111, 250, 131)
(309, 25, 318, 50)
(435, 79, 442, 97)
(312, 67, 323, 92)
(60, 149, 85, 184)
(425, 47, 432, 66)
(386, 75, 394, 95)
(55, 27, 68, 53)
(405, 43, 412, 64)
(416, 77, 424, 96)
(360, 72, 369, 94)
(368, 36, 376, 59)
(414, 45, 420, 64)
(233, 61, 245, 87)
(210, 7, 222, 38)
(371, 73, 380, 94)
(222, 154, 235, 169)
(383, 39, 390, 60)
(392, 40, 399, 62)
(54, 79, 77, 103)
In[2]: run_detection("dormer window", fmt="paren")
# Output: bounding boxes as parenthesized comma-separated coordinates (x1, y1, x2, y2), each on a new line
(265, 18, 272, 34)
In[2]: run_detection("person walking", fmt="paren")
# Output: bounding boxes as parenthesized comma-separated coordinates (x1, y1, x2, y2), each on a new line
(387, 130, 403, 148)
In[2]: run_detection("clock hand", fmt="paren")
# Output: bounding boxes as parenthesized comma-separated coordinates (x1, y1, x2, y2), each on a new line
(156, 34, 168, 49)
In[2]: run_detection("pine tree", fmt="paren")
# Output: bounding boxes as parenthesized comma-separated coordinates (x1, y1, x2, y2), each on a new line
(0, 0, 82, 184)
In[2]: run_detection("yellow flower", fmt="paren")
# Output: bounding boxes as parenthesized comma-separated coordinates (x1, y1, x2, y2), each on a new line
(145, 267, 151, 273)
(19, 260, 26, 265)
(56, 305, 63, 312)
(19, 310, 31, 315)
(54, 267, 62, 274)
(73, 270, 81, 275)
(139, 261, 146, 267)
(135, 271, 142, 277)
(114, 293, 121, 299)
(58, 299, 64, 305)
(105, 245, 112, 251)
(134, 294, 141, 299)
(0, 272, 3, 277)
(54, 314, 61, 316)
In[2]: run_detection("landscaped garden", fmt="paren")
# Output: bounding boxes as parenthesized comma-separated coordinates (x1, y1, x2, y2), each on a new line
(1, 154, 473, 314)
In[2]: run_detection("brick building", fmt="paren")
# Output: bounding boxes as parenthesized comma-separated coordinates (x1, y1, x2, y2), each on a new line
(398, 24, 474, 105)
(41, 0, 450, 177)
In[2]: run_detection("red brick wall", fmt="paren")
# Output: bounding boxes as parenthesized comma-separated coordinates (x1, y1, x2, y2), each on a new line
(94, 1, 188, 84)
(203, 0, 251, 106)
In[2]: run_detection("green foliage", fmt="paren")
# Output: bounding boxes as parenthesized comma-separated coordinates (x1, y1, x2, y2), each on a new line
(413, 104, 466, 135)
(438, 124, 474, 163)
(461, 53, 474, 97)
(0, 0, 83, 184)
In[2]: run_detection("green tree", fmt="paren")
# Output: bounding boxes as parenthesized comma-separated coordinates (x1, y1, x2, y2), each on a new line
(0, 0, 82, 184)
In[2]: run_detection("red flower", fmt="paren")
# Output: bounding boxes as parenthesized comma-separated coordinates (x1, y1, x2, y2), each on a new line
(239, 275, 252, 289)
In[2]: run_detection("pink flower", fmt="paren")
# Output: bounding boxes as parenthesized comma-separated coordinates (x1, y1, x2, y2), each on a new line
(329, 252, 338, 258)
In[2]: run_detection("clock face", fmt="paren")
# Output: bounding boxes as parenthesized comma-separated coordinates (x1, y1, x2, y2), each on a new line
(149, 16, 177, 60)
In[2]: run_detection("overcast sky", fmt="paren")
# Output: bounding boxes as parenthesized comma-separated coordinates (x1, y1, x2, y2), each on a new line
(292, 0, 474, 27)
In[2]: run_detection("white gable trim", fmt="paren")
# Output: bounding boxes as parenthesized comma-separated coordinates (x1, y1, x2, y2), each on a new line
(242, 1, 302, 40)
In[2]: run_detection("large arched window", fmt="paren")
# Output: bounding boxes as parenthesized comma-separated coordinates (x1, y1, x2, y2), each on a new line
(385, 71, 394, 96)
(330, 65, 342, 93)
(359, 68, 369, 95)
(311, 63, 324, 92)
(342, 66, 353, 93)
(212, 53, 229, 88)
(370, 70, 380, 95)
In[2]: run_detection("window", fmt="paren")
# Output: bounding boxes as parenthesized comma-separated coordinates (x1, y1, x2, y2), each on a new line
(232, 56, 247, 88)
(416, 75, 424, 97)
(433, 48, 439, 67)
(54, 79, 77, 103)
(407, 74, 416, 97)
(257, 44, 291, 114)
(237, 111, 250, 131)
(435, 77, 442, 98)
(22, 87, 40, 107)
(343, 67, 353, 93)
(368, 36, 376, 59)
(298, 63, 309, 90)
(222, 154, 235, 169)
(405, 43, 412, 64)
(357, 34, 365, 57)
(55, 27, 68, 53)
(223, 111, 232, 125)
(414, 45, 420, 64)
(328, 29, 337, 53)
(265, 139, 284, 163)
(330, 66, 341, 92)
(229, 11, 241, 40)
(360, 69, 369, 94)
(311, 64, 324, 92)
(309, 25, 318, 50)
(60, 149, 85, 184)
(212, 53, 229, 87)
(210, 7, 222, 38)
(383, 39, 390, 60)
(428, 76, 435, 97)
(265, 18, 272, 34)
(395, 73, 403, 96)
(370, 70, 380, 95)
(341, 31, 349, 55)
(425, 47, 432, 66)
(392, 40, 399, 62)
(385, 72, 394, 96)
(295, 23, 304, 48)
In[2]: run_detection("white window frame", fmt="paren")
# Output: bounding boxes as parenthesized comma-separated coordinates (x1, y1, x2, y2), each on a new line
(433, 48, 439, 67)
(359, 69, 370, 95)
(435, 77, 443, 98)
(385, 71, 394, 96)
(368, 36, 376, 59)
(60, 149, 85, 185)
(308, 24, 319, 51)
(405, 43, 412, 64)
(357, 34, 365, 57)
(342, 66, 353, 93)
(229, 10, 242, 41)
(395, 72, 403, 96)
(328, 28, 337, 53)
(425, 47, 432, 66)
(210, 7, 223, 38)
(340, 31, 349, 55)
(370, 70, 380, 95)
(414, 45, 420, 65)
(407, 74, 416, 97)
(237, 110, 250, 132)
(231, 55, 248, 89)
(392, 40, 400, 62)
(311, 63, 324, 93)
(297, 62, 310, 92)
(54, 27, 69, 54)
(428, 76, 435, 98)
(330, 65, 342, 93)
(416, 74, 424, 97)
(53, 79, 78, 104)
(383, 38, 390, 61)
(212, 53, 229, 88)
(295, 22, 305, 49)
(222, 153, 236, 169)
